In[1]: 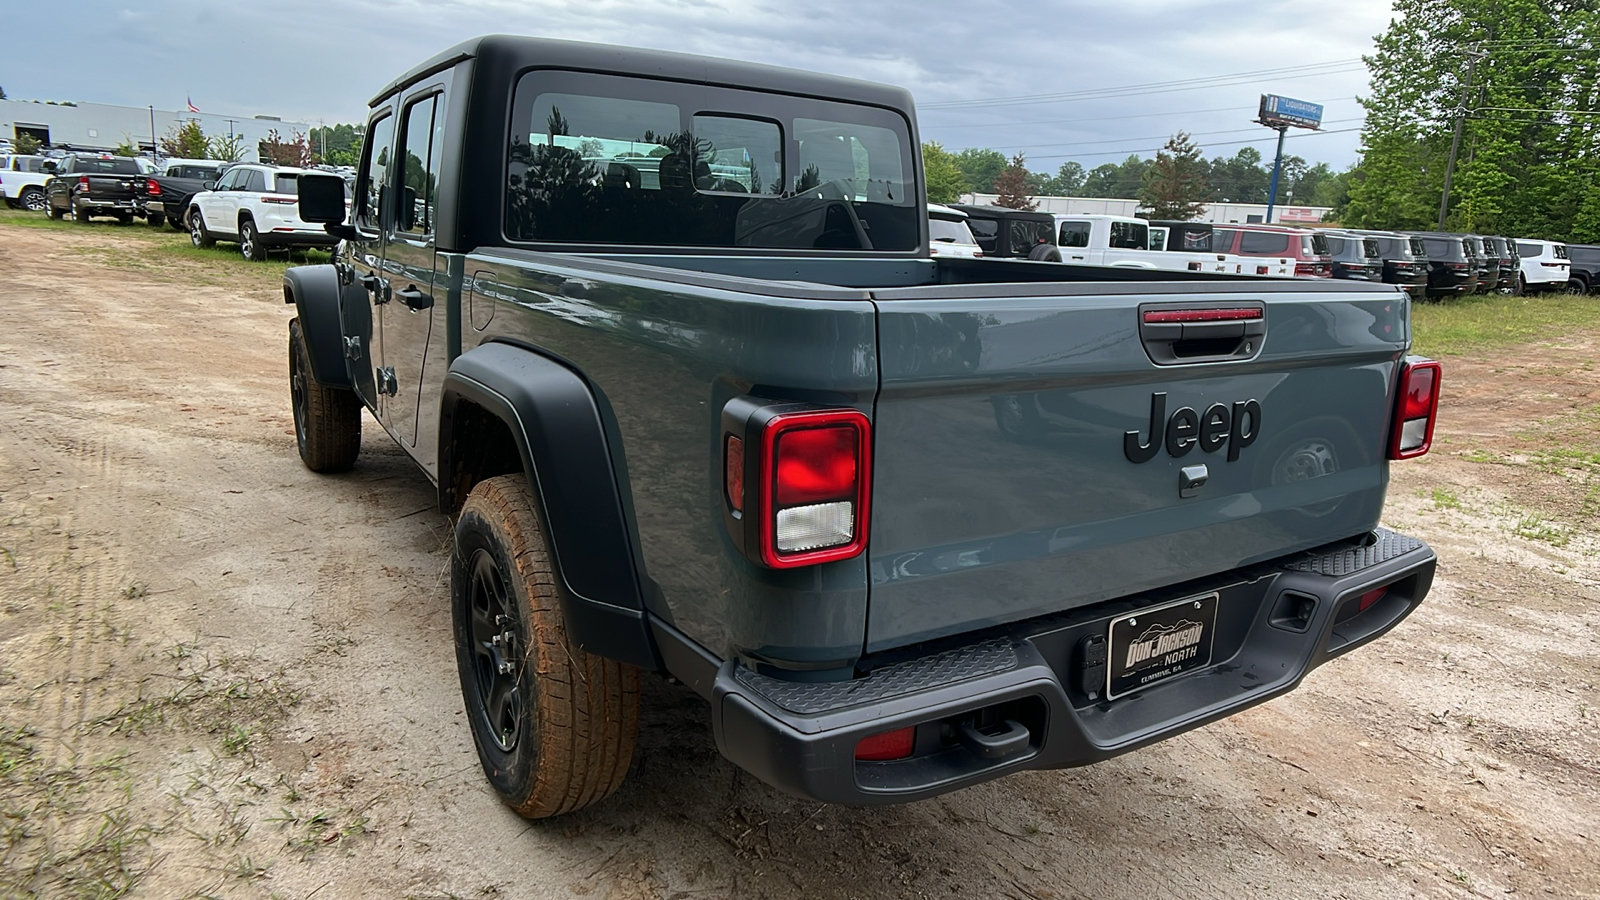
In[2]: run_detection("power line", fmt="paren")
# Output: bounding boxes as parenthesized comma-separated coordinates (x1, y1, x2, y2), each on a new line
(919, 97, 1360, 129)
(921, 59, 1364, 110)
(1025, 126, 1364, 162)
(991, 117, 1366, 152)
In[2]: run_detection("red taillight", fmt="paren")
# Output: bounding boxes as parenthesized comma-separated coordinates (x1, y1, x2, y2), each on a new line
(77, 175, 91, 190)
(146, 178, 161, 196)
(724, 436, 744, 513)
(1389, 359, 1441, 460)
(754, 409, 870, 569)
(1142, 307, 1261, 324)
(855, 726, 915, 761)
(262, 195, 297, 205)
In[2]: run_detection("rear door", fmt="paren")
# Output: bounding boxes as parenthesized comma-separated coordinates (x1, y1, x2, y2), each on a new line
(863, 281, 1407, 651)
(379, 85, 448, 462)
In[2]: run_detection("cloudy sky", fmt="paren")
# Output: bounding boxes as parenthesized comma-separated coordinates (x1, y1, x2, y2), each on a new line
(5, 0, 1398, 174)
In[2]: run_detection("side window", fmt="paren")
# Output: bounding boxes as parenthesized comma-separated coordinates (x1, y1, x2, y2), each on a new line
(356, 112, 395, 232)
(214, 169, 238, 191)
(1240, 231, 1290, 255)
(397, 95, 439, 234)
(1058, 221, 1090, 248)
(244, 169, 268, 193)
(1108, 221, 1147, 250)
(966, 217, 999, 251)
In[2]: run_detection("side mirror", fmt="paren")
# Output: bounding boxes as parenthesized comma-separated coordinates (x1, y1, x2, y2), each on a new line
(299, 172, 356, 240)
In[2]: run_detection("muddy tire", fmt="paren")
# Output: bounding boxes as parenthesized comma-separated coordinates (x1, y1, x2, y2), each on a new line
(452, 475, 639, 819)
(288, 318, 361, 472)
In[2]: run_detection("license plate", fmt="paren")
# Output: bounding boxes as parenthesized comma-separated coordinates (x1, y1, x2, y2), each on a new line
(1106, 593, 1218, 700)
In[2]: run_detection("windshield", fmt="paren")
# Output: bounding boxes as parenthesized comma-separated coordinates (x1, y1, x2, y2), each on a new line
(929, 217, 976, 244)
(506, 70, 918, 250)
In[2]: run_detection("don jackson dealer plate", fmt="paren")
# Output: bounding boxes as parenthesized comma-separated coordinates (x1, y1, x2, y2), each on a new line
(1106, 592, 1219, 700)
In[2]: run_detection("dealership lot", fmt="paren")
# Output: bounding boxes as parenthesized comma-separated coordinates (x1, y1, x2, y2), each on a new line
(1, 215, 1597, 899)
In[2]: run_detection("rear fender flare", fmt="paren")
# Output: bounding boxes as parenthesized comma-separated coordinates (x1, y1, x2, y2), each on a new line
(282, 265, 352, 389)
(439, 341, 659, 670)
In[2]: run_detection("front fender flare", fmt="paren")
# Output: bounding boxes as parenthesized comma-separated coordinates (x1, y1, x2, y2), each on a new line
(282, 265, 352, 389)
(440, 341, 658, 670)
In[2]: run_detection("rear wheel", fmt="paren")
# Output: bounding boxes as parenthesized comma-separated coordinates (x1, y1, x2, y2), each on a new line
(240, 218, 267, 261)
(189, 209, 214, 247)
(20, 187, 46, 212)
(73, 200, 90, 223)
(114, 212, 133, 225)
(452, 475, 639, 819)
(288, 318, 361, 472)
(46, 196, 64, 220)
(166, 214, 183, 230)
(1566, 278, 1588, 295)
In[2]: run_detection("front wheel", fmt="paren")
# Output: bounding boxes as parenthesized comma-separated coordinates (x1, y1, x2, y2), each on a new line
(189, 209, 214, 248)
(240, 218, 267, 261)
(288, 318, 361, 472)
(453, 475, 640, 819)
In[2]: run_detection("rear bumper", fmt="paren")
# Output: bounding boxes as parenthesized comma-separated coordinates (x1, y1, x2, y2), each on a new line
(709, 528, 1434, 805)
(258, 229, 340, 249)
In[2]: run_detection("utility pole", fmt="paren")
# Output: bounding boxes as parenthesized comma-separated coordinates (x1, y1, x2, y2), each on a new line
(1264, 124, 1288, 224)
(1438, 45, 1485, 230)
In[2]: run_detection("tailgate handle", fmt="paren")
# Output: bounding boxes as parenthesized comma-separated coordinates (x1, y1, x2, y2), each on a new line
(956, 718, 1031, 760)
(1139, 304, 1266, 366)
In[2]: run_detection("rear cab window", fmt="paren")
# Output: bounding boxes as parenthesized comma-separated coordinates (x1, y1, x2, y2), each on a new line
(1058, 221, 1090, 248)
(505, 70, 918, 251)
(1107, 220, 1146, 250)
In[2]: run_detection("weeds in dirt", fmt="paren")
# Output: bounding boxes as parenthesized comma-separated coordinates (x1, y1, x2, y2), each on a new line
(1428, 488, 1462, 510)
(1512, 515, 1570, 547)
(0, 723, 159, 899)
(265, 805, 372, 854)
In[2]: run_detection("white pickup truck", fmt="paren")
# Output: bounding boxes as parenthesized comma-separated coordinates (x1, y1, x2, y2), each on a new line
(1, 155, 52, 212)
(1053, 214, 1236, 275)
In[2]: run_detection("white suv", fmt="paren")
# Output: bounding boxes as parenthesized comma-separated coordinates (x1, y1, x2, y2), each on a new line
(187, 164, 339, 260)
(1514, 239, 1570, 293)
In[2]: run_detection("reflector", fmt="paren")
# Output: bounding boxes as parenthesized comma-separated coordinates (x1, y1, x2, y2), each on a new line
(775, 425, 858, 505)
(855, 726, 915, 761)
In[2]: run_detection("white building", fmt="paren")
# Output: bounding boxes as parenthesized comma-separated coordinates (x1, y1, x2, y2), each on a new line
(960, 193, 1333, 225)
(1, 99, 309, 163)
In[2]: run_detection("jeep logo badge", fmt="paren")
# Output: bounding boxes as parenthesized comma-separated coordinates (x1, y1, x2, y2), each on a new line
(1124, 392, 1261, 463)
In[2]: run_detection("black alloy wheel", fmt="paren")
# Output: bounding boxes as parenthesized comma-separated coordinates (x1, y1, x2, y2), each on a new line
(466, 547, 524, 753)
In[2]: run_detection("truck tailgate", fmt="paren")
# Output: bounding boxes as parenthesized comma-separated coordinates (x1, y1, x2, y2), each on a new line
(88, 176, 138, 200)
(864, 280, 1407, 652)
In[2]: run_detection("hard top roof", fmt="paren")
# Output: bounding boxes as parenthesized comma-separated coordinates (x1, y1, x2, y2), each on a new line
(951, 204, 1055, 223)
(371, 34, 914, 112)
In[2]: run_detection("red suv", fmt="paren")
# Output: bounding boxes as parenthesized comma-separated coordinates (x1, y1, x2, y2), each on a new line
(1212, 224, 1332, 278)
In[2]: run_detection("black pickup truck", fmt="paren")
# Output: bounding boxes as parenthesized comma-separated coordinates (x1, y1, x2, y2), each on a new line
(284, 35, 1441, 818)
(42, 154, 150, 223)
(137, 158, 231, 229)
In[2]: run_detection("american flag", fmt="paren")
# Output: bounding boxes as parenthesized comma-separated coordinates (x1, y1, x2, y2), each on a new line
(186, 96, 200, 113)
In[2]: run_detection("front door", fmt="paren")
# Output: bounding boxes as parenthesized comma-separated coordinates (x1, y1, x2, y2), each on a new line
(379, 87, 447, 466)
(342, 109, 397, 410)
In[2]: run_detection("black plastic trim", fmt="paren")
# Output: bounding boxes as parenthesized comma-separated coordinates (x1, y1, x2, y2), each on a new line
(282, 265, 353, 389)
(705, 529, 1436, 805)
(439, 342, 659, 670)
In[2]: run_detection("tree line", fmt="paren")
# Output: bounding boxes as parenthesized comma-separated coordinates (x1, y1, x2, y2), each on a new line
(923, 138, 1355, 217)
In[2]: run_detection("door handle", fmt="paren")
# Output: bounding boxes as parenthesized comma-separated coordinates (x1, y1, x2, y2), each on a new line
(396, 286, 433, 311)
(359, 273, 391, 304)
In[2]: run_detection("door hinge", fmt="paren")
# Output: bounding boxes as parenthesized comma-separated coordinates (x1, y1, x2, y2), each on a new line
(377, 366, 398, 396)
(343, 335, 362, 360)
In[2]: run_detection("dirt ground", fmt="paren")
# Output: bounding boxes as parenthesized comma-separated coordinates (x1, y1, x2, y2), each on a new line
(1, 221, 1596, 900)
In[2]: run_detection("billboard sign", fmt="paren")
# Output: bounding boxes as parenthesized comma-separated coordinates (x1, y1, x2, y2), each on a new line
(1259, 94, 1324, 130)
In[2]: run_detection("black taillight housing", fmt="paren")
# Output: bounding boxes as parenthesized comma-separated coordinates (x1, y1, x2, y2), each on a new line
(1389, 357, 1441, 460)
(720, 397, 872, 569)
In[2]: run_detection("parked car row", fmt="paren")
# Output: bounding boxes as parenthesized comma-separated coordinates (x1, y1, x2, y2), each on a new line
(929, 204, 1597, 299)
(3, 151, 346, 261)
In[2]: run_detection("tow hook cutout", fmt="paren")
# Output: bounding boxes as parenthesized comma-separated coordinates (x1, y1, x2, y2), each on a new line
(956, 717, 1030, 760)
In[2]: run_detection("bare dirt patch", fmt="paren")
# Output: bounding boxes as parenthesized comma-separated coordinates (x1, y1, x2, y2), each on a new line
(1, 221, 1596, 899)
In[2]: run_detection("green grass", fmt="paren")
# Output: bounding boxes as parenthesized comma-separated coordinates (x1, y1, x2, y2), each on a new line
(1411, 291, 1600, 357)
(0, 207, 331, 280)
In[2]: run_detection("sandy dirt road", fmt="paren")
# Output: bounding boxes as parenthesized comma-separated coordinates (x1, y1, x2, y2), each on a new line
(1, 221, 1596, 899)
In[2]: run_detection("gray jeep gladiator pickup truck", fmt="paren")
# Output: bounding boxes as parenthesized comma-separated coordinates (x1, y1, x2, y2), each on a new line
(284, 35, 1441, 818)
